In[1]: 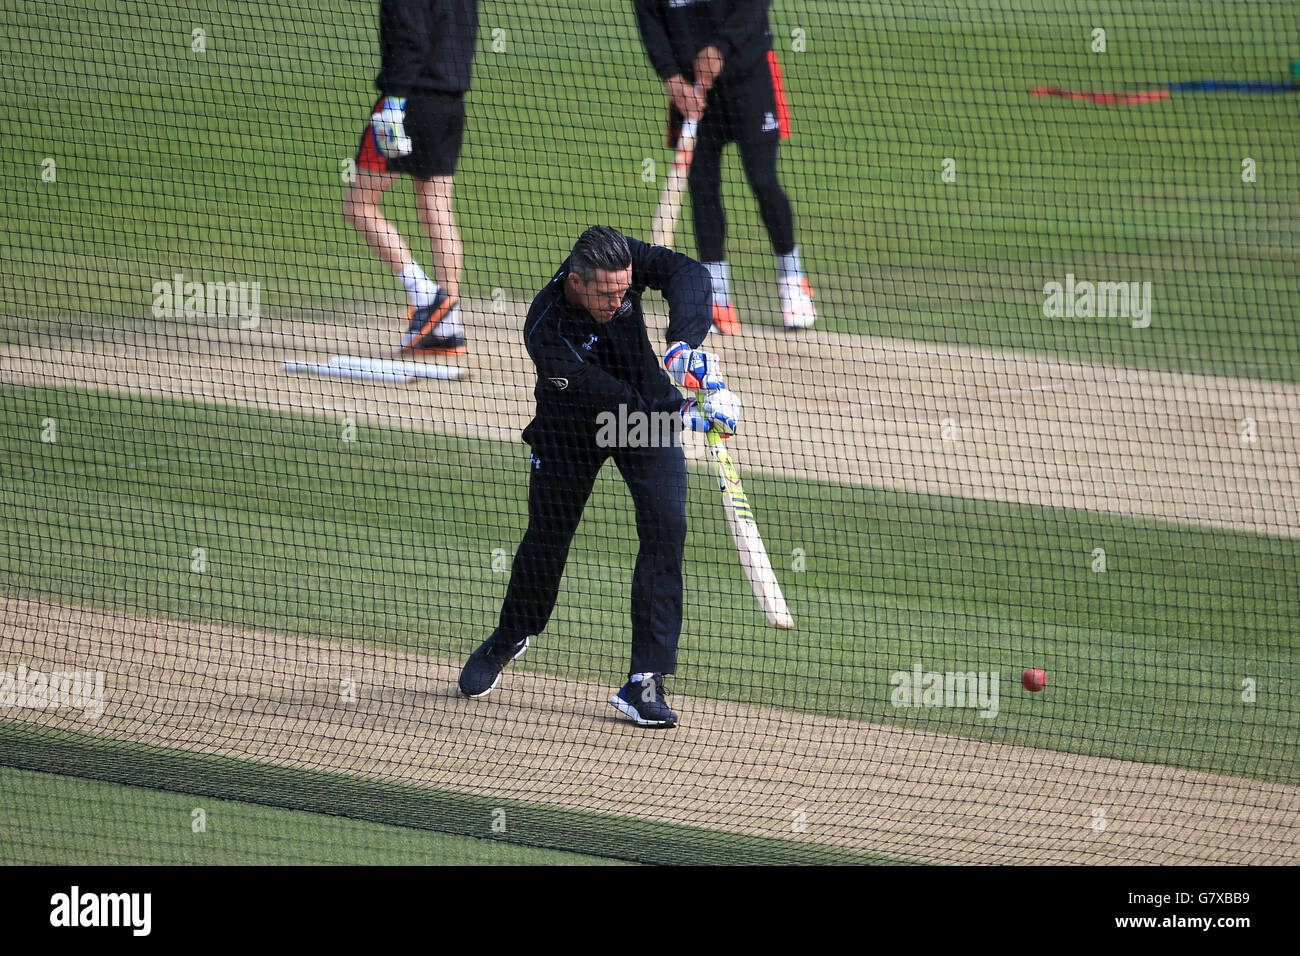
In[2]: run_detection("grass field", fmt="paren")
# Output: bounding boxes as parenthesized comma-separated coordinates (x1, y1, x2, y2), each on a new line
(2, 0, 1298, 864)
(0, 765, 625, 865)
(3, 384, 1295, 787)
(0, 1, 1297, 379)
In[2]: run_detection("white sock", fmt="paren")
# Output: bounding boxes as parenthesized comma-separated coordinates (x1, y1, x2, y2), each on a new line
(630, 672, 655, 684)
(704, 261, 731, 307)
(399, 262, 439, 308)
(776, 248, 803, 281)
(437, 304, 465, 337)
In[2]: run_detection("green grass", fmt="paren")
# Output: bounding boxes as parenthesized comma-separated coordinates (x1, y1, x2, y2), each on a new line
(1, 1, 1298, 378)
(1, 1, 1297, 861)
(0, 765, 625, 865)
(2, 384, 1296, 786)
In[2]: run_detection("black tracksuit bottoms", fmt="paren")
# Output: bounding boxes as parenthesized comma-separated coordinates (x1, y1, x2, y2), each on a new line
(493, 424, 688, 677)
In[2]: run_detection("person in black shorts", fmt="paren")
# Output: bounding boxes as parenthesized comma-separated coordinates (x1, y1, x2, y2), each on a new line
(634, 0, 816, 333)
(342, 0, 478, 355)
(456, 227, 742, 728)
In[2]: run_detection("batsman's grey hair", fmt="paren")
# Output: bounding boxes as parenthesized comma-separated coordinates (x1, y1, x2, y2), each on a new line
(569, 226, 631, 281)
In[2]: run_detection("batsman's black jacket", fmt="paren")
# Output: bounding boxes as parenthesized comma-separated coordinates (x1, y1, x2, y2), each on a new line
(493, 237, 711, 676)
(376, 0, 478, 96)
(633, 0, 773, 85)
(525, 236, 712, 438)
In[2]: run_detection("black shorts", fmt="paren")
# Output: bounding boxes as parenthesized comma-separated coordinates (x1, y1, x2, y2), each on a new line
(668, 50, 791, 148)
(357, 90, 466, 180)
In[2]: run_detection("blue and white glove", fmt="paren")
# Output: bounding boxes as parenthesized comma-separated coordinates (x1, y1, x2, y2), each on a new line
(371, 96, 413, 158)
(681, 387, 741, 435)
(664, 342, 724, 392)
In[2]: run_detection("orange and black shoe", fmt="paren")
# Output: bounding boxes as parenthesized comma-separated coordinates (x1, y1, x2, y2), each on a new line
(401, 290, 466, 355)
(711, 301, 740, 336)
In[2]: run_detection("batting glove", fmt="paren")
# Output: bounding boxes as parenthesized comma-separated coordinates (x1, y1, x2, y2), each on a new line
(681, 388, 740, 435)
(679, 399, 712, 433)
(664, 342, 724, 391)
(371, 96, 413, 158)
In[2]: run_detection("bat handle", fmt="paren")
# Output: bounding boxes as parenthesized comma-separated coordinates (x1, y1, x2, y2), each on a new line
(693, 390, 725, 442)
(692, 391, 732, 466)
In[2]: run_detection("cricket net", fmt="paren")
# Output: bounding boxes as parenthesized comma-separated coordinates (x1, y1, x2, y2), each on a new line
(1, 1, 1297, 866)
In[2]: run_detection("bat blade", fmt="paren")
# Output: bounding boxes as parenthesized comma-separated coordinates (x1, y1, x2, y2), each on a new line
(651, 118, 698, 248)
(703, 429, 794, 629)
(721, 486, 795, 629)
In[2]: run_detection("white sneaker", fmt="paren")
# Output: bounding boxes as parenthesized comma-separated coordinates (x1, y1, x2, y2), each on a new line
(780, 276, 816, 329)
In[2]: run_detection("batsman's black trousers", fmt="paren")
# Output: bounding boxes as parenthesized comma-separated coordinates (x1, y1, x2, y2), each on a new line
(493, 423, 688, 677)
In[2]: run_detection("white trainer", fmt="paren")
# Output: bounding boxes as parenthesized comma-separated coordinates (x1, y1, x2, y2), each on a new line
(780, 276, 816, 329)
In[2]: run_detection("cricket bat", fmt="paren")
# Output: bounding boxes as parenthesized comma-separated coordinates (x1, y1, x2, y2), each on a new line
(698, 424, 794, 629)
(651, 117, 698, 248)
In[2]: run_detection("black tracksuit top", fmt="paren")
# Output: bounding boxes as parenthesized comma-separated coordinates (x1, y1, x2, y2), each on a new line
(633, 0, 773, 85)
(376, 0, 478, 96)
(524, 238, 712, 438)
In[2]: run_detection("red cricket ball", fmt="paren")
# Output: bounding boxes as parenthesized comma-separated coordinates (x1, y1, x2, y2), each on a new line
(1023, 668, 1048, 692)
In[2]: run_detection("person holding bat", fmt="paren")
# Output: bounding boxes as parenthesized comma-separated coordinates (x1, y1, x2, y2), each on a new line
(634, 0, 816, 333)
(343, 0, 477, 355)
(457, 227, 740, 728)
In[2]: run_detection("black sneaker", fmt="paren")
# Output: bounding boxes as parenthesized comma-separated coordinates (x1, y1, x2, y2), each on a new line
(609, 674, 679, 728)
(458, 634, 529, 698)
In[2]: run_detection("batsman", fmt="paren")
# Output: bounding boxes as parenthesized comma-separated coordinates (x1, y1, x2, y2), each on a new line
(458, 226, 741, 728)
